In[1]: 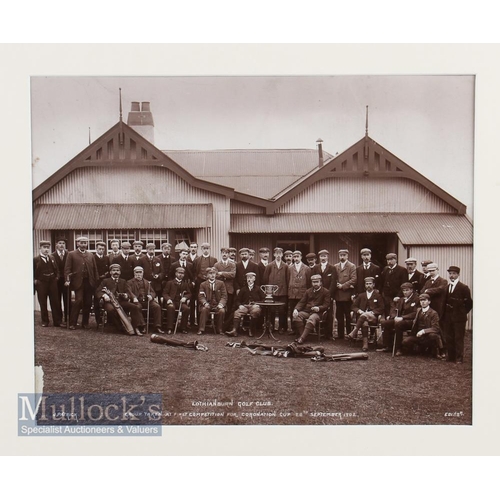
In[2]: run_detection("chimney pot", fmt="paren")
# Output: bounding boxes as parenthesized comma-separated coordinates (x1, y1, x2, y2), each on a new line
(141, 102, 151, 112)
(131, 101, 140, 112)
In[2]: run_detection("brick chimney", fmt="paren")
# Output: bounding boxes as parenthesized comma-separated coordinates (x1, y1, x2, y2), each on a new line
(127, 101, 155, 144)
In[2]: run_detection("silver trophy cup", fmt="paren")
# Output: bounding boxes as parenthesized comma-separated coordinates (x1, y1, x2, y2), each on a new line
(260, 284, 279, 303)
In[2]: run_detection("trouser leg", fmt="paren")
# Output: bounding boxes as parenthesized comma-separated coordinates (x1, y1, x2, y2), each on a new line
(81, 278, 94, 326)
(48, 278, 62, 325)
(70, 286, 83, 327)
(36, 281, 50, 324)
(394, 320, 413, 351)
(380, 319, 395, 348)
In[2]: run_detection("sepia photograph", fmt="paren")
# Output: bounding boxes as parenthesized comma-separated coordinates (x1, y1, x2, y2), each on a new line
(30, 74, 474, 427)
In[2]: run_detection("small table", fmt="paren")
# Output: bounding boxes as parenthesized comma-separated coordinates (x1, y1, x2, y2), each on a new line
(254, 301, 285, 341)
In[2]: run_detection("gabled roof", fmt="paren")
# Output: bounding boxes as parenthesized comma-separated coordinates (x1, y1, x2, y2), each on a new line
(164, 149, 333, 199)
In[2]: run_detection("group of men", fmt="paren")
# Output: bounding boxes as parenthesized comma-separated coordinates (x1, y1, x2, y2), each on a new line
(34, 238, 472, 363)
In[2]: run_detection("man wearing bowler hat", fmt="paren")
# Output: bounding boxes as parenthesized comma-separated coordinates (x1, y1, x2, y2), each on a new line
(333, 249, 357, 339)
(64, 236, 99, 329)
(34, 241, 63, 327)
(443, 266, 473, 363)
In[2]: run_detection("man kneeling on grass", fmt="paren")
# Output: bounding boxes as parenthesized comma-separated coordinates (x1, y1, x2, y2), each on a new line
(225, 272, 265, 338)
(292, 274, 330, 344)
(401, 293, 445, 359)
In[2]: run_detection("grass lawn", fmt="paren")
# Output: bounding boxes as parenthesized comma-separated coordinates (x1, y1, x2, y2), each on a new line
(34, 312, 472, 425)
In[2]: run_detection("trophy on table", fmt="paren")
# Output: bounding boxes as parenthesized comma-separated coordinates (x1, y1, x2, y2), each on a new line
(260, 284, 279, 303)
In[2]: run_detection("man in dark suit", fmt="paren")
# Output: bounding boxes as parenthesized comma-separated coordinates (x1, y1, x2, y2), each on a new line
(313, 249, 338, 338)
(355, 248, 381, 295)
(235, 247, 260, 292)
(95, 263, 144, 335)
(214, 247, 237, 324)
(193, 242, 218, 292)
(443, 266, 473, 363)
(52, 237, 69, 324)
(163, 267, 192, 334)
(127, 266, 164, 334)
(404, 257, 424, 294)
(378, 282, 419, 355)
(421, 262, 448, 321)
(159, 242, 173, 290)
(402, 293, 445, 359)
(349, 276, 384, 351)
(197, 267, 227, 335)
(380, 253, 407, 317)
(131, 241, 148, 269)
(114, 242, 135, 281)
(34, 240, 62, 327)
(93, 241, 110, 327)
(257, 247, 270, 284)
(188, 242, 199, 265)
(170, 249, 194, 283)
(293, 274, 331, 344)
(306, 252, 317, 269)
(333, 249, 357, 339)
(108, 239, 122, 264)
(262, 247, 289, 333)
(64, 236, 99, 330)
(142, 243, 163, 297)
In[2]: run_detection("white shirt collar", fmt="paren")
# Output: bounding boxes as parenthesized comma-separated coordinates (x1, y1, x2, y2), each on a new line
(422, 306, 430, 313)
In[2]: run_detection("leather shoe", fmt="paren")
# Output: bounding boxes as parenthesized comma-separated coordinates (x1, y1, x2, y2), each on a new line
(295, 338, 303, 344)
(197, 331, 204, 335)
(41, 323, 49, 327)
(376, 347, 390, 352)
(155, 327, 165, 334)
(135, 329, 144, 337)
(167, 329, 173, 335)
(395, 350, 402, 356)
(69, 325, 76, 330)
(181, 330, 188, 334)
(225, 329, 237, 337)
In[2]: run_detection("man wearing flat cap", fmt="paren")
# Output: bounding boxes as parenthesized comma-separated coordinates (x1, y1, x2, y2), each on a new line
(93, 241, 110, 326)
(313, 249, 338, 338)
(226, 271, 265, 337)
(34, 241, 62, 327)
(114, 242, 135, 281)
(349, 276, 384, 351)
(262, 247, 289, 333)
(163, 266, 192, 334)
(96, 263, 144, 335)
(235, 248, 260, 293)
(402, 293, 445, 359)
(288, 250, 312, 333)
(421, 262, 448, 321)
(64, 236, 99, 329)
(378, 282, 419, 355)
(159, 242, 173, 291)
(421, 260, 433, 282)
(257, 247, 270, 283)
(443, 266, 473, 363)
(333, 249, 357, 339)
(355, 248, 381, 296)
(283, 250, 293, 266)
(52, 237, 69, 325)
(405, 257, 424, 295)
(142, 243, 163, 297)
(127, 266, 164, 334)
(214, 247, 236, 325)
(197, 267, 227, 335)
(293, 274, 331, 344)
(228, 247, 237, 262)
(380, 253, 407, 317)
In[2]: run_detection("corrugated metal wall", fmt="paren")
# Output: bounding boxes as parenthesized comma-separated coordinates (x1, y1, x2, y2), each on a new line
(406, 245, 473, 329)
(34, 166, 230, 256)
(229, 234, 273, 255)
(276, 178, 457, 214)
(230, 200, 266, 214)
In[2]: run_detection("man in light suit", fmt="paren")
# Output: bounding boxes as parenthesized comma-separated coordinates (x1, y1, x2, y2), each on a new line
(64, 236, 99, 330)
(332, 249, 357, 339)
(443, 266, 473, 363)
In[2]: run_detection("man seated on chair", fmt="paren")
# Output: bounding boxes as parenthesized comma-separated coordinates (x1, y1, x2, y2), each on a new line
(292, 274, 331, 344)
(378, 282, 419, 356)
(401, 293, 445, 359)
(163, 267, 192, 335)
(96, 263, 145, 336)
(348, 276, 384, 351)
(226, 271, 265, 338)
(127, 266, 164, 334)
(197, 267, 227, 335)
